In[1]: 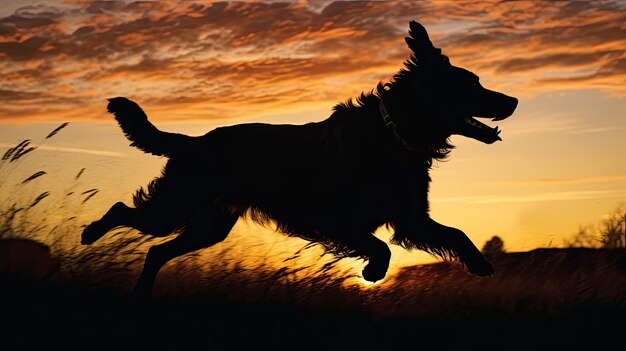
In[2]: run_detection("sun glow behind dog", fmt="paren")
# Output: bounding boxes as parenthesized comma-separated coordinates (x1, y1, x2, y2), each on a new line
(0, 1, 625, 303)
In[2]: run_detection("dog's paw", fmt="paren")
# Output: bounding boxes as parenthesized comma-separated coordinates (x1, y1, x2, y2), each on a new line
(464, 256, 494, 277)
(362, 261, 388, 282)
(81, 221, 106, 245)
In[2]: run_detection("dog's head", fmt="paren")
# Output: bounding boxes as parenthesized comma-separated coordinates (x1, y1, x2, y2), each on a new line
(401, 21, 517, 144)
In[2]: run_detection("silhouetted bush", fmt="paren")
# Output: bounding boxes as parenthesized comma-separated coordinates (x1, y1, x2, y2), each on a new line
(482, 236, 505, 257)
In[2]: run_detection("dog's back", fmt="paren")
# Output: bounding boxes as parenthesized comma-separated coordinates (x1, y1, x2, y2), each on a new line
(109, 98, 377, 204)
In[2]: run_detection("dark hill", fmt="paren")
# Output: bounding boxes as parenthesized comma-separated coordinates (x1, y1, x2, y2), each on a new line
(1, 246, 624, 350)
(379, 248, 626, 317)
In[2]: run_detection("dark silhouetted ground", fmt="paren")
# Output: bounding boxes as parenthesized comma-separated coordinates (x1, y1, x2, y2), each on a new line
(2, 247, 625, 350)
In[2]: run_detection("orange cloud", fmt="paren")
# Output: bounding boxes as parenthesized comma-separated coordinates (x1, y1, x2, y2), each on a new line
(502, 175, 626, 186)
(431, 1, 626, 94)
(0, 0, 624, 122)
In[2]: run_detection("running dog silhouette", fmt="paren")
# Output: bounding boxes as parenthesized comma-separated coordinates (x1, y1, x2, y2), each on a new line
(82, 21, 517, 297)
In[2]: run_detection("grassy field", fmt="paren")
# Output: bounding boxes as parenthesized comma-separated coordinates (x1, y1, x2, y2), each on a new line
(1, 127, 625, 350)
(2, 242, 624, 350)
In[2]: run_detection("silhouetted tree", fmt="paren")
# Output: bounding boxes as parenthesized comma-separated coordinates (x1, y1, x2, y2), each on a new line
(566, 205, 626, 249)
(482, 236, 505, 257)
(565, 225, 601, 248)
(599, 206, 626, 249)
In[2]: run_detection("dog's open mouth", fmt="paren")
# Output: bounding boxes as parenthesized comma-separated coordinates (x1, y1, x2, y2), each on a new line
(463, 116, 502, 143)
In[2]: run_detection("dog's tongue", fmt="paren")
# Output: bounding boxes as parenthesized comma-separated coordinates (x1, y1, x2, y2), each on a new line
(464, 117, 498, 133)
(464, 117, 502, 142)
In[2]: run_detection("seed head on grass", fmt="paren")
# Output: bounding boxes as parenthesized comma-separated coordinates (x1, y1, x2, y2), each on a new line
(2, 140, 29, 161)
(82, 190, 99, 204)
(12, 146, 37, 161)
(22, 171, 47, 184)
(81, 188, 99, 204)
(2, 140, 37, 163)
(75, 168, 86, 180)
(29, 191, 50, 208)
(45, 122, 69, 139)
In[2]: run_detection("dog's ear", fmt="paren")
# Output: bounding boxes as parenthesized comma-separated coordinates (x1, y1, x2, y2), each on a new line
(405, 20, 447, 65)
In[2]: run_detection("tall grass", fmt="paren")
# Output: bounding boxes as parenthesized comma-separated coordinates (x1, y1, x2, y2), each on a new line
(0, 124, 152, 281)
(1, 122, 73, 240)
(0, 126, 365, 308)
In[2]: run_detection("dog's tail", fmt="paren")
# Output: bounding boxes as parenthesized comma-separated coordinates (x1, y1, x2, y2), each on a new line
(106, 97, 192, 157)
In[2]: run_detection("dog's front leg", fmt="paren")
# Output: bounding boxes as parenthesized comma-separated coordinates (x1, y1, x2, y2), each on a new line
(344, 233, 392, 283)
(397, 174, 494, 276)
(394, 217, 494, 277)
(424, 218, 494, 276)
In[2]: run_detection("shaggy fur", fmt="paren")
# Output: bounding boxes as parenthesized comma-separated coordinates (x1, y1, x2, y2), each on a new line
(82, 21, 517, 297)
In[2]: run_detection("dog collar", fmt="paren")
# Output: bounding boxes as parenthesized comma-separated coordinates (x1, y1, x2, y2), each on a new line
(379, 99, 415, 152)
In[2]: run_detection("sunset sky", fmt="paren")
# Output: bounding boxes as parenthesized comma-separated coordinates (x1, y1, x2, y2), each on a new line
(1, 0, 625, 272)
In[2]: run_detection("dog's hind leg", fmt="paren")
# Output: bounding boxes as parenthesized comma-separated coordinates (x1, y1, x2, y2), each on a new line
(81, 202, 135, 245)
(133, 207, 240, 298)
(81, 201, 180, 244)
(348, 233, 391, 283)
